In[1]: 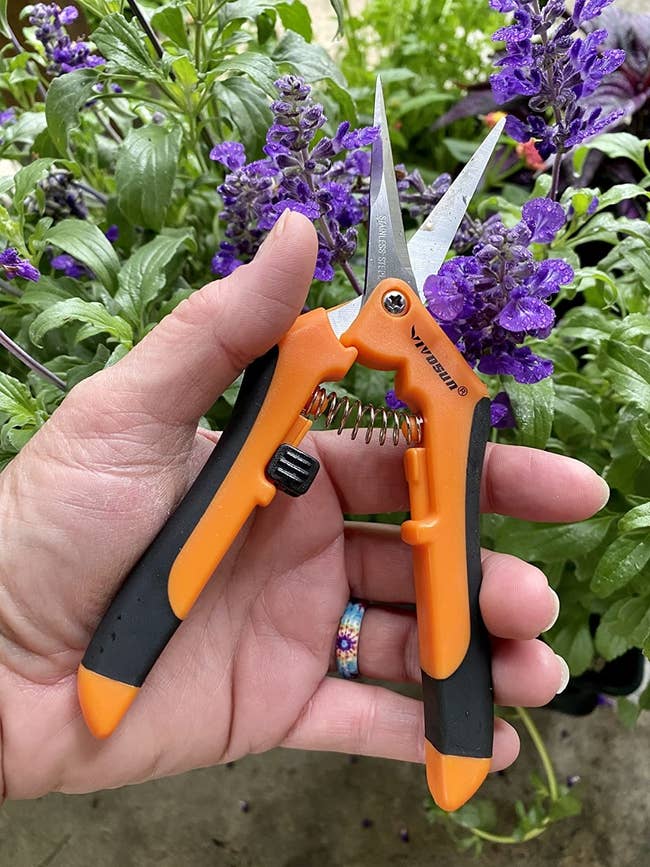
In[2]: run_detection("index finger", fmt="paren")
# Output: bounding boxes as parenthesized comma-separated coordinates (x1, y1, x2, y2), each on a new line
(314, 434, 609, 522)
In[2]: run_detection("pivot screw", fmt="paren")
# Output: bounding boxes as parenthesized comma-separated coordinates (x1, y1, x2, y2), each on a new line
(383, 291, 407, 315)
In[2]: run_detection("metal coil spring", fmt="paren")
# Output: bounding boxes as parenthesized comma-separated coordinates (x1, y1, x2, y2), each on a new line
(303, 387, 423, 447)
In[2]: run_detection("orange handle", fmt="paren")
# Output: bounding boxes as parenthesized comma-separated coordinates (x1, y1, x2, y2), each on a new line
(168, 308, 357, 618)
(341, 280, 493, 811)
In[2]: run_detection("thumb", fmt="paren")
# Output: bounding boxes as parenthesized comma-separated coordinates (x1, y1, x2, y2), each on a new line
(105, 210, 318, 425)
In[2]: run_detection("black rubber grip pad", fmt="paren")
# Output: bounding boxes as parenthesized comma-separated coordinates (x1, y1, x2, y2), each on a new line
(82, 347, 279, 687)
(422, 397, 493, 758)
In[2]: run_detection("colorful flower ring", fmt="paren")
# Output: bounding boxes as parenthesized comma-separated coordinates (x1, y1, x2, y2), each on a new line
(335, 600, 368, 679)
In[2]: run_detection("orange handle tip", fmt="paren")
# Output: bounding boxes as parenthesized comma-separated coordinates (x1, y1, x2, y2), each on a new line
(77, 664, 139, 738)
(425, 742, 491, 812)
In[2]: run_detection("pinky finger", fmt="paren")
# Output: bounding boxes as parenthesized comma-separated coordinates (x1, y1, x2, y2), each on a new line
(281, 679, 520, 773)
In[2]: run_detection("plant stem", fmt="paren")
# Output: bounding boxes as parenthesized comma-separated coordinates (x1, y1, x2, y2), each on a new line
(516, 707, 559, 801)
(0, 279, 22, 298)
(0, 329, 66, 391)
(71, 181, 108, 205)
(92, 105, 123, 145)
(6, 22, 48, 102)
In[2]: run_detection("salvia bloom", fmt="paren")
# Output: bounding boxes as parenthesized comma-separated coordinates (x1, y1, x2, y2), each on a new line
(211, 75, 378, 282)
(0, 248, 40, 282)
(489, 0, 626, 158)
(27, 169, 88, 220)
(29, 3, 104, 75)
(423, 198, 573, 383)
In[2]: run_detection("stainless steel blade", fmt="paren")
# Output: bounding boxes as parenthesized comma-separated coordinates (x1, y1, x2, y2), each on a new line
(407, 116, 506, 300)
(363, 77, 416, 303)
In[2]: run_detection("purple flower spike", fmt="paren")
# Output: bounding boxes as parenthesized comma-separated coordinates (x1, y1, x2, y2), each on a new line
(60, 5, 78, 24)
(210, 141, 247, 171)
(573, 0, 615, 25)
(0, 107, 16, 125)
(522, 199, 567, 243)
(0, 248, 40, 282)
(29, 3, 105, 76)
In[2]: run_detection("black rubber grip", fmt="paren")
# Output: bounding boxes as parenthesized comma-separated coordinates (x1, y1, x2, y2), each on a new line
(422, 397, 493, 758)
(82, 347, 279, 687)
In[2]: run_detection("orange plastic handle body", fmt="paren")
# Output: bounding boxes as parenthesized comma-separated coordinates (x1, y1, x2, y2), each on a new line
(341, 279, 491, 810)
(168, 308, 357, 619)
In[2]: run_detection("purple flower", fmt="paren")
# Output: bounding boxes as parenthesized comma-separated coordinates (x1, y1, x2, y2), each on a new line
(210, 141, 247, 171)
(29, 3, 104, 76)
(0, 248, 40, 282)
(490, 0, 625, 158)
(522, 199, 567, 243)
(211, 76, 378, 283)
(490, 392, 516, 428)
(423, 201, 572, 383)
(105, 224, 119, 244)
(0, 107, 16, 125)
(50, 253, 89, 278)
(385, 389, 407, 411)
(26, 169, 88, 220)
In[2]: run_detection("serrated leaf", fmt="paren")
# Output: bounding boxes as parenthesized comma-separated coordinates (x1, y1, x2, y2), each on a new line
(30, 299, 133, 347)
(217, 76, 272, 153)
(619, 503, 650, 533)
(214, 52, 278, 95)
(45, 69, 98, 155)
(605, 340, 650, 409)
(273, 31, 345, 85)
(554, 384, 597, 438)
(115, 231, 194, 326)
(151, 5, 189, 49)
(595, 183, 650, 212)
(495, 515, 614, 563)
(45, 219, 120, 294)
(591, 535, 650, 597)
(0, 372, 39, 425)
(558, 307, 615, 347)
(115, 125, 183, 231)
(93, 13, 157, 77)
(505, 377, 554, 449)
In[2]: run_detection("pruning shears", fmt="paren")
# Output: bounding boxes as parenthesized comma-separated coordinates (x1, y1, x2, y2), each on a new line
(78, 79, 506, 812)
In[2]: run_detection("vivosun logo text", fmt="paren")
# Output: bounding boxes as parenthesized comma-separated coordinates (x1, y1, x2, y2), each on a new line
(410, 325, 465, 394)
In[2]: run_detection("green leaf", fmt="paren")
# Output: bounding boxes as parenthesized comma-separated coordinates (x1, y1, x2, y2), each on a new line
(495, 515, 614, 563)
(44, 219, 120, 294)
(554, 384, 597, 439)
(617, 697, 641, 728)
(588, 133, 649, 171)
(12, 158, 56, 218)
(277, 1, 313, 40)
(505, 377, 554, 449)
(45, 68, 98, 155)
(0, 372, 39, 425)
(213, 52, 279, 95)
(93, 13, 157, 77)
(30, 299, 133, 348)
(273, 31, 345, 84)
(151, 5, 189, 49)
(631, 415, 650, 461)
(115, 231, 194, 326)
(605, 338, 650, 409)
(619, 503, 650, 533)
(552, 622, 594, 676)
(0, 0, 9, 39)
(639, 682, 650, 710)
(595, 597, 650, 660)
(595, 183, 650, 212)
(218, 76, 273, 153)
(328, 0, 344, 36)
(115, 125, 183, 231)
(548, 792, 581, 821)
(591, 535, 650, 597)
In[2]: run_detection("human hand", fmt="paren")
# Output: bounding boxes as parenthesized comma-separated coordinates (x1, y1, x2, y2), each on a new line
(0, 212, 608, 801)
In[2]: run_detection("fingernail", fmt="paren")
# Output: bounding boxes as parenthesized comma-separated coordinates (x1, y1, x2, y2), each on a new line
(257, 210, 290, 258)
(596, 476, 610, 509)
(555, 654, 570, 694)
(543, 588, 560, 633)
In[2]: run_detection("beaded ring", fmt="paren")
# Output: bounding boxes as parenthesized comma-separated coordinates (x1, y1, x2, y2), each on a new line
(335, 600, 367, 679)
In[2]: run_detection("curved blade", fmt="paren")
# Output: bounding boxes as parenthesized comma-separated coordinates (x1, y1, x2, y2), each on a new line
(408, 117, 506, 299)
(364, 77, 416, 302)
